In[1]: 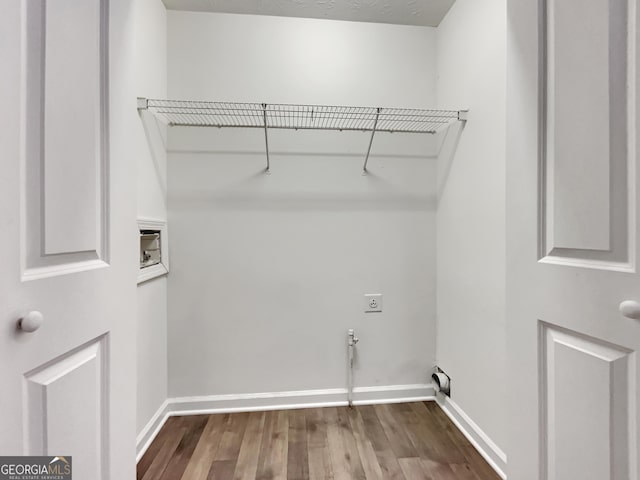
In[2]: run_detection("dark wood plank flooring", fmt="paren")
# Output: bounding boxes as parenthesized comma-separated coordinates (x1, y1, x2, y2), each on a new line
(137, 402, 501, 480)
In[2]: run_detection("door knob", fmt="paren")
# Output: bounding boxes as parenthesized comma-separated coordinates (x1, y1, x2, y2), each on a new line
(19, 311, 44, 332)
(619, 301, 640, 320)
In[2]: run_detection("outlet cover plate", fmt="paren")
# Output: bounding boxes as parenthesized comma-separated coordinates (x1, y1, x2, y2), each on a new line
(364, 294, 383, 313)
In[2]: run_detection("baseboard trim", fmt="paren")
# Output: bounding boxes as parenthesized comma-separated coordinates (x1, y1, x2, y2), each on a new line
(136, 399, 170, 463)
(136, 384, 508, 480)
(436, 393, 507, 479)
(169, 383, 436, 416)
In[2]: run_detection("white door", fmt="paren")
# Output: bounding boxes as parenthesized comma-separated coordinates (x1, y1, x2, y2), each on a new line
(0, 1, 137, 479)
(507, 0, 640, 479)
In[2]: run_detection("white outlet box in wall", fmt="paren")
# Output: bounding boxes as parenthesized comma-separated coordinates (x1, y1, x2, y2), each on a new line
(364, 294, 383, 313)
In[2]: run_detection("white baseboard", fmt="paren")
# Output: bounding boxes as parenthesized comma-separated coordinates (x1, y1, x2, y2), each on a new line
(135, 384, 434, 461)
(169, 383, 436, 416)
(436, 393, 507, 479)
(136, 399, 170, 463)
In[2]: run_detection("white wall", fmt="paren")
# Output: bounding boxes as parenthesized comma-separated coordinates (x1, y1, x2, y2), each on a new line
(435, 0, 507, 450)
(168, 12, 436, 107)
(135, 0, 168, 437)
(167, 12, 439, 397)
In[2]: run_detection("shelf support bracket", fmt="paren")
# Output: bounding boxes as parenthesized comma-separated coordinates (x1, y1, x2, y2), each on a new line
(137, 97, 149, 110)
(262, 103, 271, 174)
(362, 108, 381, 175)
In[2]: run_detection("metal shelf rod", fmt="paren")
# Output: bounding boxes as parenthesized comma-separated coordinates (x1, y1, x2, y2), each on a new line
(162, 123, 438, 134)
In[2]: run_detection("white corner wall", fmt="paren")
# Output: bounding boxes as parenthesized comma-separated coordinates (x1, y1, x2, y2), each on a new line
(166, 12, 439, 399)
(436, 0, 507, 451)
(135, 0, 168, 438)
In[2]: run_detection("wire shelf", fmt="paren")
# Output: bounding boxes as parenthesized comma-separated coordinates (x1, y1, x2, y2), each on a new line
(137, 98, 467, 173)
(142, 99, 462, 134)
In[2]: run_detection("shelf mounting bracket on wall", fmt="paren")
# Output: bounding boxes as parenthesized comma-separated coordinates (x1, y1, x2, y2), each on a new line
(136, 98, 468, 174)
(362, 107, 381, 175)
(262, 103, 271, 174)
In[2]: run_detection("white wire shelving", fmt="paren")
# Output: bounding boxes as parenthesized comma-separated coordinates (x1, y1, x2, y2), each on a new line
(137, 98, 468, 173)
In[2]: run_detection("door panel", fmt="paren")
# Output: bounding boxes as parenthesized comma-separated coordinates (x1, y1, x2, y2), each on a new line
(1, 0, 137, 477)
(22, 0, 109, 280)
(507, 0, 640, 478)
(541, 0, 633, 270)
(24, 335, 108, 480)
(540, 323, 633, 480)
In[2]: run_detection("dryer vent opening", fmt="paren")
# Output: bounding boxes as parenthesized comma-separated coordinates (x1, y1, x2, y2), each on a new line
(432, 368, 451, 396)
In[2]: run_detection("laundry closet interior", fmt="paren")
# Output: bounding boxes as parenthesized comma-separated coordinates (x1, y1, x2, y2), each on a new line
(135, 0, 506, 477)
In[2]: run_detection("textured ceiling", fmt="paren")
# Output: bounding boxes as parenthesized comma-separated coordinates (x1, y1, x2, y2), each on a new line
(161, 0, 456, 27)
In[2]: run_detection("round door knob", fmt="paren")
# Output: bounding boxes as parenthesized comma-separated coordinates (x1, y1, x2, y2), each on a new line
(19, 311, 44, 332)
(619, 301, 640, 320)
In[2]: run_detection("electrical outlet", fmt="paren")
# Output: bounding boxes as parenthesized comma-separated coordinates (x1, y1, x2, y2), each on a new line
(364, 294, 383, 313)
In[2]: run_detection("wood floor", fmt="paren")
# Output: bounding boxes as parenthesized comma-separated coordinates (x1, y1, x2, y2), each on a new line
(137, 402, 501, 480)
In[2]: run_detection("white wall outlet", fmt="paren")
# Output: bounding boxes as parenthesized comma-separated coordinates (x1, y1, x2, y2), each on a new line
(364, 294, 383, 313)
